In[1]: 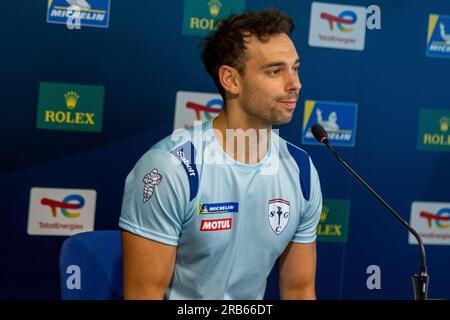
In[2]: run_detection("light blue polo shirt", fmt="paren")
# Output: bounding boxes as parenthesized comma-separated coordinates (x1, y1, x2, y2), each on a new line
(119, 120, 322, 299)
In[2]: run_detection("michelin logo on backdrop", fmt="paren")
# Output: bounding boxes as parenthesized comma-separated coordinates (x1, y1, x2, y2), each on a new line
(426, 14, 450, 58)
(302, 100, 358, 147)
(47, 0, 111, 28)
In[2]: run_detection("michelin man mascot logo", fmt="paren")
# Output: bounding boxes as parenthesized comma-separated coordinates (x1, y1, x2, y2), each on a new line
(143, 169, 162, 202)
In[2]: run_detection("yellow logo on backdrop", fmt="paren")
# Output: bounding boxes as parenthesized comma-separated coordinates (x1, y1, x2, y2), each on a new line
(317, 205, 342, 237)
(320, 206, 329, 222)
(189, 0, 224, 31)
(44, 91, 95, 125)
(208, 0, 222, 17)
(64, 91, 79, 110)
(423, 117, 450, 146)
(440, 117, 449, 133)
(183, 0, 244, 36)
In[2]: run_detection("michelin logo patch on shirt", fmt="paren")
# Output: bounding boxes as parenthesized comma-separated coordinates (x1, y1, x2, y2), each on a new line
(198, 202, 239, 215)
(143, 169, 162, 202)
(47, 0, 111, 28)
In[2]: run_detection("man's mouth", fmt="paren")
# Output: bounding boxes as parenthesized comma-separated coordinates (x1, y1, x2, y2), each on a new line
(277, 99, 297, 109)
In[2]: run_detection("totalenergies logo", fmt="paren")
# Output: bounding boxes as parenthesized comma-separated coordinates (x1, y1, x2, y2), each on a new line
(186, 98, 222, 121)
(41, 194, 85, 218)
(320, 10, 357, 32)
(420, 208, 450, 229)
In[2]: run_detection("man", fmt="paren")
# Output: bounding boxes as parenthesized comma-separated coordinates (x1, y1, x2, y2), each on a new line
(119, 9, 322, 300)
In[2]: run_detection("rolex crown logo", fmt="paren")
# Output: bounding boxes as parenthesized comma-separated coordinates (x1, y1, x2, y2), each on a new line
(320, 206, 330, 222)
(439, 116, 449, 133)
(208, 0, 222, 17)
(64, 91, 79, 110)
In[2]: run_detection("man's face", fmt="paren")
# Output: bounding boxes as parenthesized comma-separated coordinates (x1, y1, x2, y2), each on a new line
(237, 33, 301, 126)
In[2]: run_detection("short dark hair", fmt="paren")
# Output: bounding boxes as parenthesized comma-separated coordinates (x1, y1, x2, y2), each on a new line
(201, 9, 294, 99)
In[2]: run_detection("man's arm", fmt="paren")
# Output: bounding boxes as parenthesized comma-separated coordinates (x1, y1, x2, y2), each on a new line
(278, 241, 317, 300)
(122, 231, 177, 299)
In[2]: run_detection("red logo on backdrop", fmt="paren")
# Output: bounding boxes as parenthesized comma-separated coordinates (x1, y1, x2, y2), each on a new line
(186, 99, 222, 120)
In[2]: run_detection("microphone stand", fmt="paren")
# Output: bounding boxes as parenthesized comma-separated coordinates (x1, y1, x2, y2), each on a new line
(323, 140, 429, 300)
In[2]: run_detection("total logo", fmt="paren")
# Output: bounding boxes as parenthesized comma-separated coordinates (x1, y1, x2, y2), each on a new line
(27, 187, 96, 236)
(309, 2, 381, 51)
(41, 194, 85, 218)
(173, 91, 223, 130)
(320, 10, 357, 32)
(420, 208, 450, 229)
(409, 201, 450, 246)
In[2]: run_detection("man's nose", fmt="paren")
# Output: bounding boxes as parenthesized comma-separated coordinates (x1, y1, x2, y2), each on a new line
(286, 71, 301, 94)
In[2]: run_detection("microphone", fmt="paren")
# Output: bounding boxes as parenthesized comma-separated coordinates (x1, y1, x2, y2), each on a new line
(311, 124, 429, 300)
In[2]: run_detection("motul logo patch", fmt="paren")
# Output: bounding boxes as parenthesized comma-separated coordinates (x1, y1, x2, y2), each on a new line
(200, 218, 232, 231)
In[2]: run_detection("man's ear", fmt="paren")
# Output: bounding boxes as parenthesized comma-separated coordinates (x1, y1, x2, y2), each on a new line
(218, 65, 240, 96)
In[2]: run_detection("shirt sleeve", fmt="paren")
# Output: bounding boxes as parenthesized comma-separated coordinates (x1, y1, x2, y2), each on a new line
(118, 148, 189, 246)
(291, 158, 323, 244)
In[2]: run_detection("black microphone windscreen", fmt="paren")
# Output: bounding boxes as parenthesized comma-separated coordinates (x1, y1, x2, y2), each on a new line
(311, 124, 328, 143)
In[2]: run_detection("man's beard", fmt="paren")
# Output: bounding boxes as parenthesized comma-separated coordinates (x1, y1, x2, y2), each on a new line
(241, 95, 296, 127)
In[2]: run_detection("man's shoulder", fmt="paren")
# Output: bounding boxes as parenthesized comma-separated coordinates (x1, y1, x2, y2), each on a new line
(133, 121, 213, 174)
(274, 134, 313, 202)
(150, 122, 208, 155)
(133, 126, 201, 200)
(273, 132, 311, 163)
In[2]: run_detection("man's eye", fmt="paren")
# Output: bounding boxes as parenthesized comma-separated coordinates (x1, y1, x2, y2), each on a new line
(270, 69, 281, 76)
(293, 66, 300, 73)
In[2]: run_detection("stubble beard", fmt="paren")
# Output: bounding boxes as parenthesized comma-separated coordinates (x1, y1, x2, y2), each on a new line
(241, 95, 294, 127)
(238, 77, 297, 128)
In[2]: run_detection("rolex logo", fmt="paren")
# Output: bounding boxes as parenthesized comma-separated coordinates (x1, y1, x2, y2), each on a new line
(320, 206, 330, 222)
(208, 0, 222, 17)
(440, 117, 449, 133)
(64, 91, 80, 110)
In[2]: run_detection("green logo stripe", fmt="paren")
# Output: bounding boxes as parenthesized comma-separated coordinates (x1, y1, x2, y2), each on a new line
(36, 82, 104, 132)
(417, 108, 450, 152)
(317, 199, 350, 243)
(182, 0, 245, 36)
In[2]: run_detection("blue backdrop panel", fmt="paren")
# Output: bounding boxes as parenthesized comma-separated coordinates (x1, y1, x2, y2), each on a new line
(1, 0, 449, 299)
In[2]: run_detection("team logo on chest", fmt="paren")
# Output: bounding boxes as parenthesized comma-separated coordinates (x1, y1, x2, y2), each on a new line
(268, 198, 290, 235)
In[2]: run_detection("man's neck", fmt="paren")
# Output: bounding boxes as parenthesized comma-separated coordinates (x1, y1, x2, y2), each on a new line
(212, 105, 271, 164)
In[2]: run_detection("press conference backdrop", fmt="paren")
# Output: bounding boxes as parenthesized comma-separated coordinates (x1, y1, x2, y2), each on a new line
(1, 0, 449, 299)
